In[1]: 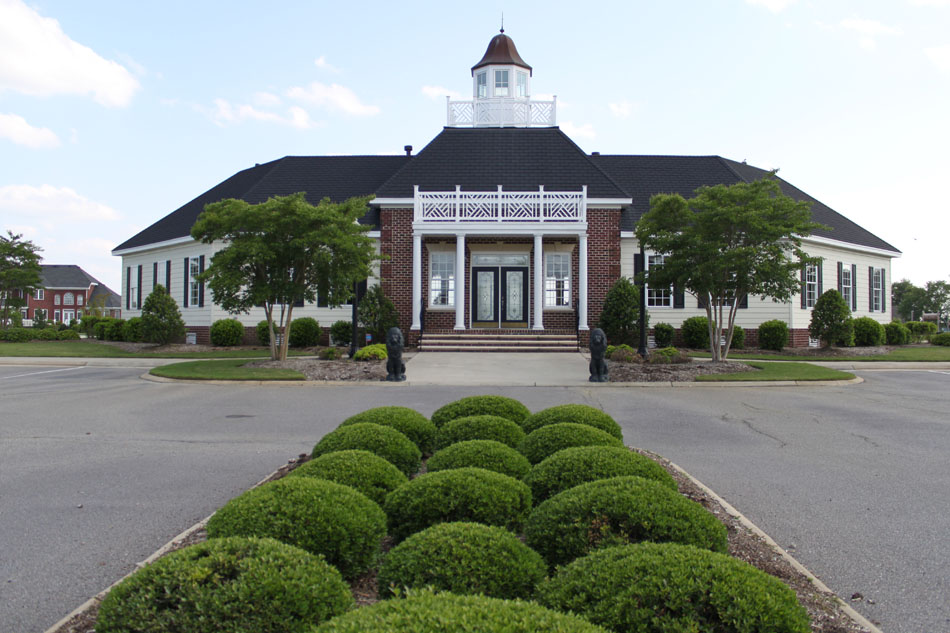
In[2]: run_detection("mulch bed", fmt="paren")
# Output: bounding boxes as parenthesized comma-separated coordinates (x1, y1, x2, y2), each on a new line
(607, 359, 756, 382)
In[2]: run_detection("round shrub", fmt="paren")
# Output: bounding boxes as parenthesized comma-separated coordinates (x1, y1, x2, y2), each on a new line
(330, 319, 352, 346)
(431, 395, 530, 428)
(288, 449, 408, 505)
(524, 445, 676, 504)
(93, 319, 111, 340)
(427, 440, 532, 479)
(731, 324, 745, 349)
(289, 317, 322, 347)
(932, 332, 950, 346)
(378, 522, 546, 599)
(354, 342, 387, 360)
(34, 327, 59, 340)
(681, 315, 710, 349)
(340, 406, 436, 455)
(653, 322, 675, 348)
(521, 404, 622, 439)
(312, 422, 421, 476)
(885, 320, 910, 345)
(256, 319, 270, 345)
(206, 478, 386, 579)
(209, 318, 244, 346)
(105, 318, 126, 341)
(57, 328, 80, 340)
(810, 289, 851, 347)
(853, 316, 886, 346)
(122, 317, 144, 342)
(525, 475, 728, 567)
(435, 414, 526, 450)
(0, 327, 30, 342)
(605, 343, 634, 359)
(520, 423, 624, 465)
(906, 320, 937, 342)
(96, 537, 353, 633)
(383, 467, 532, 543)
(313, 590, 610, 633)
(538, 542, 810, 633)
(758, 319, 789, 351)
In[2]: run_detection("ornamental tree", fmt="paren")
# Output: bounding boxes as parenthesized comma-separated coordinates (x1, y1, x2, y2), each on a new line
(140, 284, 186, 345)
(809, 289, 852, 348)
(191, 193, 377, 361)
(635, 175, 824, 361)
(0, 231, 43, 329)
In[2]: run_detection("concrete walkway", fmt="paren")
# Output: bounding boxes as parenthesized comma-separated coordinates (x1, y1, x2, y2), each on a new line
(405, 352, 591, 386)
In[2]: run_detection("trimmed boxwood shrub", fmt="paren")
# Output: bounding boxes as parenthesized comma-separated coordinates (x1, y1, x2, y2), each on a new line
(758, 319, 789, 351)
(340, 406, 436, 455)
(330, 319, 352, 346)
(681, 315, 710, 349)
(105, 318, 126, 341)
(520, 423, 624, 465)
(256, 320, 271, 345)
(378, 522, 546, 599)
(538, 542, 810, 633)
(288, 449, 408, 506)
(289, 317, 322, 348)
(57, 328, 80, 340)
(96, 536, 353, 633)
(853, 316, 886, 346)
(932, 332, 950, 346)
(94, 319, 111, 340)
(206, 477, 386, 579)
(524, 445, 676, 504)
(313, 589, 610, 633)
(209, 318, 244, 346)
(885, 320, 910, 345)
(354, 343, 387, 360)
(312, 422, 421, 476)
(731, 325, 745, 349)
(435, 414, 526, 450)
(33, 327, 59, 341)
(122, 317, 144, 342)
(525, 475, 728, 567)
(604, 343, 634, 359)
(653, 322, 675, 348)
(521, 404, 622, 439)
(0, 327, 31, 342)
(427, 440, 532, 479)
(383, 467, 532, 542)
(431, 395, 530, 428)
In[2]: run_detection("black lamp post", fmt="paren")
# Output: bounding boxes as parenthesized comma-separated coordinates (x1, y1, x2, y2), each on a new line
(349, 280, 361, 359)
(637, 243, 649, 359)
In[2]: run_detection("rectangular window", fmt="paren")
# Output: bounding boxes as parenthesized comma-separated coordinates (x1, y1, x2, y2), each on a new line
(34, 308, 46, 321)
(77, 294, 83, 306)
(872, 268, 883, 312)
(54, 294, 61, 306)
(34, 289, 44, 300)
(476, 72, 487, 98)
(840, 265, 853, 310)
(805, 263, 819, 308)
(494, 69, 509, 96)
(646, 255, 673, 308)
(517, 71, 527, 97)
(190, 257, 201, 308)
(63, 309, 75, 324)
(544, 253, 571, 307)
(429, 252, 455, 307)
(54, 309, 61, 323)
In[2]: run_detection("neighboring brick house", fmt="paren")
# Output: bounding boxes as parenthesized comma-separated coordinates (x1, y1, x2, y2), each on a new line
(112, 31, 899, 348)
(22, 265, 122, 325)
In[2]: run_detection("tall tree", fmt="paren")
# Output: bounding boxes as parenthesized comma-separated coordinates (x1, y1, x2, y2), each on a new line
(635, 176, 824, 361)
(924, 280, 950, 329)
(0, 231, 43, 329)
(191, 193, 377, 361)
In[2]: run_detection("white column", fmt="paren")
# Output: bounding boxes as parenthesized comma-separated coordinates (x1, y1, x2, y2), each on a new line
(454, 233, 466, 330)
(578, 233, 589, 330)
(533, 233, 544, 330)
(411, 233, 422, 330)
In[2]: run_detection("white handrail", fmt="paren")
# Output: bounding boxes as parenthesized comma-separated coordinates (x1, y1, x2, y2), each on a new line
(446, 97, 557, 127)
(415, 185, 586, 223)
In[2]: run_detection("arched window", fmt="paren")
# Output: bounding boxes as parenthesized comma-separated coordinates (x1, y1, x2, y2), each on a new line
(63, 292, 75, 306)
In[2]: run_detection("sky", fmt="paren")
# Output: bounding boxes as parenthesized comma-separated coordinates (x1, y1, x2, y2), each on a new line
(1, 0, 949, 293)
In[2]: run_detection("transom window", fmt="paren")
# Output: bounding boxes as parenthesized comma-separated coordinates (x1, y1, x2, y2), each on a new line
(516, 71, 528, 97)
(494, 69, 509, 96)
(647, 255, 673, 308)
(840, 265, 853, 310)
(544, 253, 571, 308)
(805, 264, 819, 308)
(429, 252, 455, 307)
(190, 257, 201, 307)
(872, 268, 883, 312)
(476, 72, 487, 98)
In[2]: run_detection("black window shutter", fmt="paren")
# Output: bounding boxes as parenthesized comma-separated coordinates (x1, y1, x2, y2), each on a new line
(633, 253, 644, 278)
(851, 264, 858, 310)
(881, 269, 886, 313)
(136, 265, 142, 309)
(739, 293, 748, 309)
(165, 260, 171, 293)
(152, 262, 158, 289)
(183, 257, 189, 308)
(837, 262, 843, 295)
(868, 266, 874, 312)
(673, 287, 684, 309)
(126, 267, 131, 310)
(817, 260, 823, 297)
(198, 256, 205, 308)
(295, 296, 306, 308)
(697, 295, 706, 309)
(800, 267, 806, 309)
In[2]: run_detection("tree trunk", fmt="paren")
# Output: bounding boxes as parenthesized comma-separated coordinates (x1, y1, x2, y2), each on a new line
(264, 305, 278, 361)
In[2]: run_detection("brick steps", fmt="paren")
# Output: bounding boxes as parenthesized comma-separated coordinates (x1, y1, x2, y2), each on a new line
(419, 331, 579, 352)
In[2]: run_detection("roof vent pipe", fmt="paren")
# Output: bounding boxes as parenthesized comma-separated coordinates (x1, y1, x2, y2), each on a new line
(591, 151, 600, 156)
(404, 145, 412, 156)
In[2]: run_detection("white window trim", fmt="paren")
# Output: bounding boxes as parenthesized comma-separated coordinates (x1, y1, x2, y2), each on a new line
(476, 71, 487, 98)
(494, 68, 509, 97)
(805, 263, 819, 308)
(54, 309, 61, 322)
(34, 289, 44, 300)
(77, 294, 83, 306)
(428, 248, 456, 310)
(54, 294, 61, 306)
(543, 251, 572, 310)
(189, 257, 201, 308)
(516, 71, 528, 98)
(872, 268, 883, 312)
(63, 292, 74, 306)
(840, 263, 853, 311)
(646, 254, 673, 308)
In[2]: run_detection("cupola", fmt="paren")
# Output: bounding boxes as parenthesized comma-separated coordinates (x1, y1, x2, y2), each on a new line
(471, 28, 532, 100)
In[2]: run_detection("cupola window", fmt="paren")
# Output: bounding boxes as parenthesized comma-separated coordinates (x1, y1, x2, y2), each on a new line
(476, 72, 487, 98)
(494, 69, 509, 96)
(517, 71, 528, 97)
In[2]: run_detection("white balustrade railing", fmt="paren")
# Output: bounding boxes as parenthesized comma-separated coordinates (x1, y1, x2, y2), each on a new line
(414, 185, 586, 223)
(446, 96, 556, 127)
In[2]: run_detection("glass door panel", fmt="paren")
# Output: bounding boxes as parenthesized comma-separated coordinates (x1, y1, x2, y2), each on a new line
(472, 267, 498, 327)
(500, 266, 529, 327)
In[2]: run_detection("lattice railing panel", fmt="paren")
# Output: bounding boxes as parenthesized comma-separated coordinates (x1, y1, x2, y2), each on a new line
(415, 186, 585, 223)
(446, 97, 556, 127)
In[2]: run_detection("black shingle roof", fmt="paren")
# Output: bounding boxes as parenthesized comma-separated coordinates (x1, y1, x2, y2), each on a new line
(375, 127, 629, 199)
(113, 155, 409, 251)
(40, 264, 99, 288)
(593, 155, 900, 253)
(89, 283, 122, 308)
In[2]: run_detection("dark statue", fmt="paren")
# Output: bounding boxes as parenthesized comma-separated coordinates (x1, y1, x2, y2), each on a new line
(385, 326, 406, 382)
(589, 327, 609, 383)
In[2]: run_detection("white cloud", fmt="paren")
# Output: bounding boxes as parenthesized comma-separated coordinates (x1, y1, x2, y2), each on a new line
(252, 91, 282, 107)
(907, 0, 950, 6)
(560, 121, 596, 140)
(0, 0, 140, 106)
(314, 56, 341, 73)
(840, 18, 902, 49)
(745, 0, 797, 12)
(0, 112, 60, 148)
(0, 184, 120, 222)
(608, 101, 638, 119)
(286, 82, 380, 116)
(209, 98, 317, 129)
(925, 44, 950, 71)
(422, 85, 462, 100)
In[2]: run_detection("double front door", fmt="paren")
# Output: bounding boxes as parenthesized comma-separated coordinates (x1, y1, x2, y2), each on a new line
(472, 266, 528, 328)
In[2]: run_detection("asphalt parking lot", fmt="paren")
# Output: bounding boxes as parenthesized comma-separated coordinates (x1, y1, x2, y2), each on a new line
(1, 363, 947, 633)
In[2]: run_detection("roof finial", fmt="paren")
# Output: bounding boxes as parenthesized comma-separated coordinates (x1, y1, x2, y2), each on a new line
(500, 12, 504, 33)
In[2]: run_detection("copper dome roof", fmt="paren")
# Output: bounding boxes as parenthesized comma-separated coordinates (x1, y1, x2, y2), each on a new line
(471, 30, 532, 76)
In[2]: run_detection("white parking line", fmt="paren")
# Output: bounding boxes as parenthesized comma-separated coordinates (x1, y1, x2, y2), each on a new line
(928, 370, 950, 376)
(0, 366, 86, 380)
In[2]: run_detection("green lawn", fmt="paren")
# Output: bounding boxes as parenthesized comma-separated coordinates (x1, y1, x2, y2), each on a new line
(691, 345, 950, 362)
(696, 361, 855, 382)
(149, 359, 305, 381)
(0, 340, 307, 358)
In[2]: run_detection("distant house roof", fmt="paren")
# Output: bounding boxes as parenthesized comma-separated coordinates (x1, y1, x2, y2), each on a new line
(40, 264, 99, 288)
(89, 283, 122, 308)
(113, 155, 409, 252)
(592, 154, 900, 253)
